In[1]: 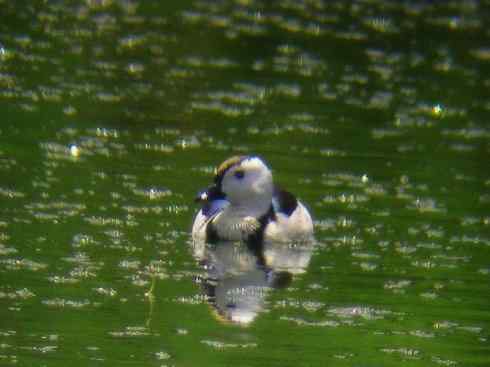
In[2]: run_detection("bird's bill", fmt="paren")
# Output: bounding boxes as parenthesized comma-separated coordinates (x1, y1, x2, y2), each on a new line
(194, 185, 226, 203)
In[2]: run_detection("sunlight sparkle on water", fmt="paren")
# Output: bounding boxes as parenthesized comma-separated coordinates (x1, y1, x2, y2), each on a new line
(432, 104, 443, 117)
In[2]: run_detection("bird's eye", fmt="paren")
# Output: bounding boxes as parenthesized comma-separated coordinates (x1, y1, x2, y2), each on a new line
(234, 170, 245, 179)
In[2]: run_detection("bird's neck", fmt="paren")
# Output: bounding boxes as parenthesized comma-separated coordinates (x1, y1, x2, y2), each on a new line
(228, 196, 271, 219)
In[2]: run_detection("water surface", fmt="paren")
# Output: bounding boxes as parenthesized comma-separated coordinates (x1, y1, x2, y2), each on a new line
(1, 1, 489, 366)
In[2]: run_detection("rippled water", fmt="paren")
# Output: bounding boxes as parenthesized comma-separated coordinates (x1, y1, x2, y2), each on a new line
(1, 1, 489, 366)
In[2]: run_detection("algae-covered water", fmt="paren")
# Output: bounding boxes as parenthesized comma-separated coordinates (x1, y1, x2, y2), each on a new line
(1, 1, 489, 366)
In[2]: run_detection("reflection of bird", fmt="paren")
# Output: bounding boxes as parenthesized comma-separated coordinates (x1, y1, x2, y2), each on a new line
(192, 156, 314, 245)
(192, 241, 298, 325)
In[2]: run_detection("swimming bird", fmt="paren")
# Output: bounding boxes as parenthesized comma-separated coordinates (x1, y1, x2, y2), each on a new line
(192, 156, 313, 245)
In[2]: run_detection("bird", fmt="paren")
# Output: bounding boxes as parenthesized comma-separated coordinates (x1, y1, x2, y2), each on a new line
(192, 155, 313, 245)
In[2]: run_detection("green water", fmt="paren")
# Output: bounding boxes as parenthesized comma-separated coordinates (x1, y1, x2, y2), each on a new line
(1, 1, 489, 366)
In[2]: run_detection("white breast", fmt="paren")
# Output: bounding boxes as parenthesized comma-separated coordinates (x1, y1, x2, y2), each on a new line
(193, 200, 314, 243)
(212, 211, 261, 241)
